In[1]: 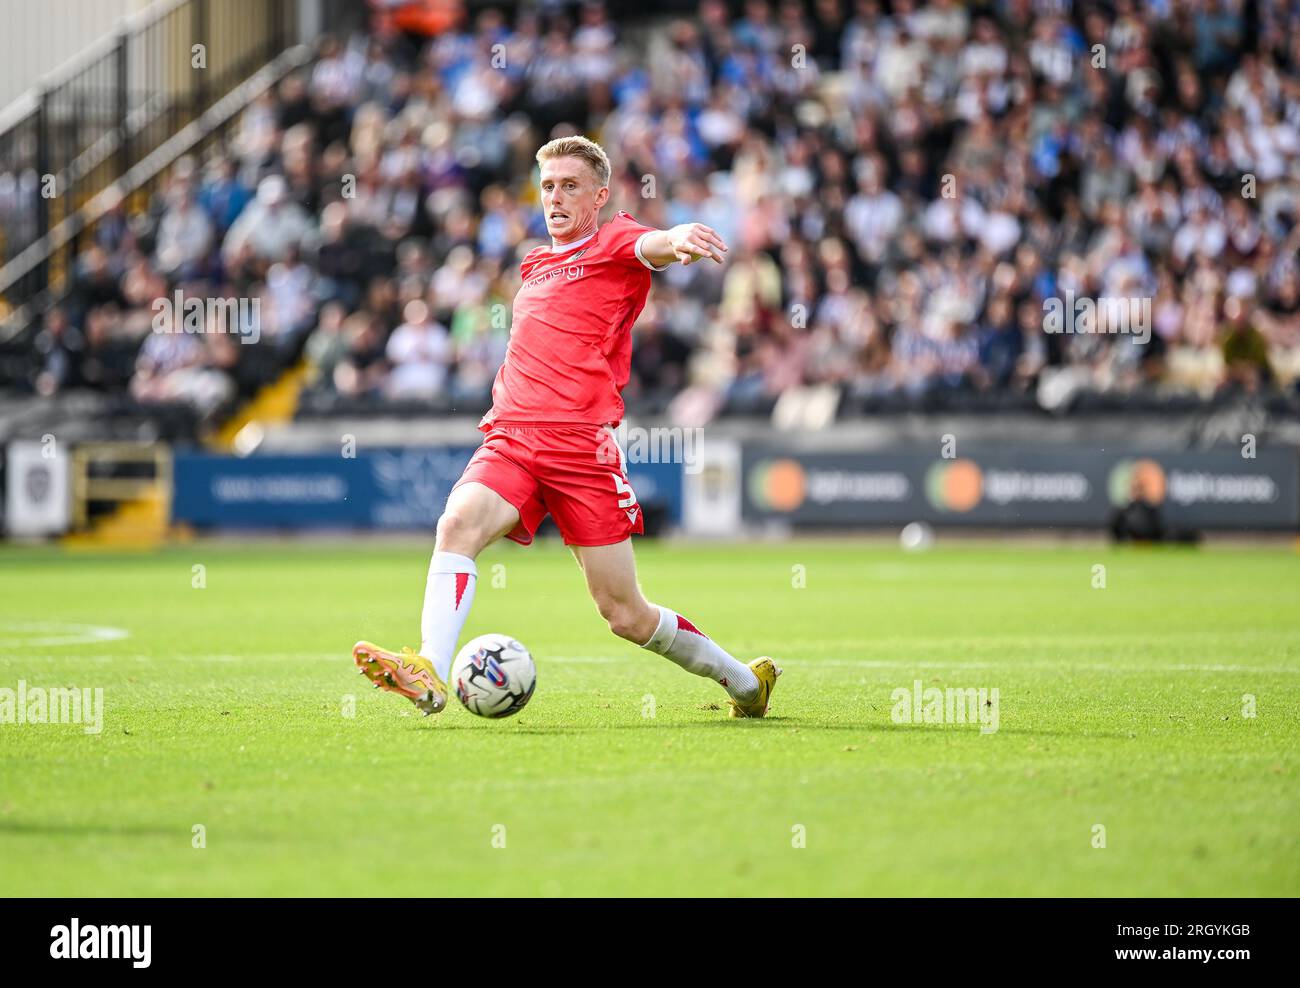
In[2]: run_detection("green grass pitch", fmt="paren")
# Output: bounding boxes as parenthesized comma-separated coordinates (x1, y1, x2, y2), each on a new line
(1, 538, 1296, 897)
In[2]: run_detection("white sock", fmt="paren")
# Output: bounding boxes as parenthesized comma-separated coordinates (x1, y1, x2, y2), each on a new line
(421, 551, 477, 681)
(640, 605, 760, 702)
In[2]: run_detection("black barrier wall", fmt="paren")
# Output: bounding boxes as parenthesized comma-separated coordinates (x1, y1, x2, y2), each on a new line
(742, 448, 1300, 531)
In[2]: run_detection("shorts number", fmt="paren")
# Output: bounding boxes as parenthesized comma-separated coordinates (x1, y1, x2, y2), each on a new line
(611, 473, 637, 509)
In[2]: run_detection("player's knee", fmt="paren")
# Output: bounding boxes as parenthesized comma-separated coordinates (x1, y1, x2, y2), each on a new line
(435, 509, 483, 555)
(599, 597, 652, 643)
(606, 609, 643, 643)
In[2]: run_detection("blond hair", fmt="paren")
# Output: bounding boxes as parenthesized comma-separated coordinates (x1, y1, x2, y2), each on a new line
(535, 136, 611, 187)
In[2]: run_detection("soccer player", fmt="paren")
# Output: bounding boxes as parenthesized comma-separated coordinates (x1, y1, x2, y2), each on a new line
(352, 136, 781, 718)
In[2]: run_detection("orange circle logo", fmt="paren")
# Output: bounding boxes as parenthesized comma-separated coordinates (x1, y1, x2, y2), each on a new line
(749, 459, 807, 512)
(926, 459, 983, 512)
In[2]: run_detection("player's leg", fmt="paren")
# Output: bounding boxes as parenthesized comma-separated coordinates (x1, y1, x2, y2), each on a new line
(543, 424, 780, 716)
(419, 480, 521, 680)
(569, 538, 659, 643)
(570, 538, 778, 714)
(356, 428, 547, 715)
(353, 481, 520, 715)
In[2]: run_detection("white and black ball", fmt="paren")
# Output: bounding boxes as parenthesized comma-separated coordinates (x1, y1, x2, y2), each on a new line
(451, 634, 537, 718)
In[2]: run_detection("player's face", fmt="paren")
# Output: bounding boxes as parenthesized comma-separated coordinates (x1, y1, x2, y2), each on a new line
(539, 156, 608, 243)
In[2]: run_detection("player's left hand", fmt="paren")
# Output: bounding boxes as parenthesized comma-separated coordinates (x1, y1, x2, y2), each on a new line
(668, 223, 729, 265)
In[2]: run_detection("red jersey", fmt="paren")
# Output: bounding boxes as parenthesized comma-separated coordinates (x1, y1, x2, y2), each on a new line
(480, 210, 663, 430)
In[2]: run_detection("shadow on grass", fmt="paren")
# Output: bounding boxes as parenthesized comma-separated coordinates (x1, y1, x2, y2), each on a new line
(0, 819, 190, 839)
(410, 717, 778, 734)
(412, 716, 1138, 741)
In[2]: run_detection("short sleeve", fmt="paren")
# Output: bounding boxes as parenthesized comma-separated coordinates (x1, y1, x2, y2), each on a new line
(603, 210, 668, 272)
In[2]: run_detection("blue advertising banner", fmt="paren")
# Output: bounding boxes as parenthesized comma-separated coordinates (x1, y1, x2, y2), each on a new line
(172, 449, 684, 531)
(626, 458, 683, 523)
(172, 449, 474, 529)
(741, 447, 1299, 531)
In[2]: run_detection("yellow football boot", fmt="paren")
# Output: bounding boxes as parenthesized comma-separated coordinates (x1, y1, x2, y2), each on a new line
(728, 657, 782, 718)
(352, 641, 447, 716)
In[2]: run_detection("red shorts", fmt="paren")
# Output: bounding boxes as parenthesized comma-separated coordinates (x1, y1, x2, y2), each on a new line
(453, 423, 644, 547)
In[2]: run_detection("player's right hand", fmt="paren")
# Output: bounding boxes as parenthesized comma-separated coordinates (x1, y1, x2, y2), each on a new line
(668, 223, 729, 265)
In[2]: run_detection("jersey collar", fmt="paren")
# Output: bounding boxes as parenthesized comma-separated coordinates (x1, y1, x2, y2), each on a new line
(549, 230, 596, 253)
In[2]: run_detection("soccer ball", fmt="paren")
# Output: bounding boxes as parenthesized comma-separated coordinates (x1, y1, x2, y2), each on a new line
(451, 634, 537, 718)
(899, 521, 935, 552)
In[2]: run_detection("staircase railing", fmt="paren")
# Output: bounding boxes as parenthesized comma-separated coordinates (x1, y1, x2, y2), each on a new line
(0, 0, 303, 336)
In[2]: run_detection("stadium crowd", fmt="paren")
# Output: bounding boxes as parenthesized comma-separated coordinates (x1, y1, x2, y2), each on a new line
(14, 0, 1300, 428)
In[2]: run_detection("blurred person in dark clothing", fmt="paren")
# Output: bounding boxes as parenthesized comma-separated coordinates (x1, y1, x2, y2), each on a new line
(33, 307, 84, 396)
(79, 304, 136, 393)
(1220, 294, 1274, 394)
(975, 293, 1022, 390)
(73, 246, 128, 314)
(630, 302, 691, 402)
(1110, 462, 1198, 544)
(333, 314, 390, 399)
(1110, 471, 1166, 543)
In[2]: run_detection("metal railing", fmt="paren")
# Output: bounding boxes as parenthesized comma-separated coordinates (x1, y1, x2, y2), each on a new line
(70, 440, 173, 532)
(0, 0, 301, 328)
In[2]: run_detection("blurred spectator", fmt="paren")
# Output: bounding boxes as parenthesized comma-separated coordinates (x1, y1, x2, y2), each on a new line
(385, 299, 453, 400)
(130, 314, 235, 421)
(334, 314, 390, 399)
(262, 246, 320, 346)
(224, 175, 311, 265)
(1220, 294, 1274, 393)
(199, 156, 253, 236)
(33, 307, 84, 396)
(304, 302, 352, 389)
(154, 178, 214, 277)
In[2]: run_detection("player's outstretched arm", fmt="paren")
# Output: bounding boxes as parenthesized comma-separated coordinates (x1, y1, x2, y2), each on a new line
(638, 223, 729, 267)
